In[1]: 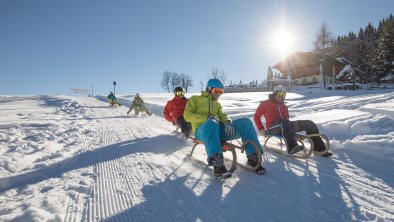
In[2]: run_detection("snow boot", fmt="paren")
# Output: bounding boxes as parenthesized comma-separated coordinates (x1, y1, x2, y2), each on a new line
(247, 153, 266, 174)
(289, 145, 304, 155)
(209, 153, 232, 179)
(320, 151, 333, 157)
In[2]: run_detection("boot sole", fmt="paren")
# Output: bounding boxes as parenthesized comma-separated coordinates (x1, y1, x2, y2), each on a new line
(215, 172, 232, 179)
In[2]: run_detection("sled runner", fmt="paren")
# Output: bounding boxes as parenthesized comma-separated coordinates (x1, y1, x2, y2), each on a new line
(263, 133, 331, 159)
(108, 101, 122, 107)
(189, 138, 262, 173)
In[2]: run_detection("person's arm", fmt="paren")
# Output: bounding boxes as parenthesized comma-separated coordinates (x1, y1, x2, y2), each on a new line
(127, 100, 135, 114)
(254, 102, 266, 131)
(163, 101, 173, 122)
(217, 103, 230, 123)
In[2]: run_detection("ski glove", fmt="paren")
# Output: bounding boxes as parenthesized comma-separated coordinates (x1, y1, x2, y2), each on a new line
(224, 121, 235, 137)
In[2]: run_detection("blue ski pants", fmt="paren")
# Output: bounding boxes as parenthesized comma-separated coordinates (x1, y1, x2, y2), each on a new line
(194, 118, 263, 158)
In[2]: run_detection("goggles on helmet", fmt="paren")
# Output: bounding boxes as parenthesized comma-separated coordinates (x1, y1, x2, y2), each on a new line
(211, 88, 224, 94)
(276, 91, 286, 99)
(175, 91, 185, 96)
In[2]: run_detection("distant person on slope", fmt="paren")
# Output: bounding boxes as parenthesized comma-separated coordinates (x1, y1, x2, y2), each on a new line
(184, 78, 266, 178)
(107, 91, 121, 107)
(127, 93, 152, 116)
(163, 87, 192, 138)
(253, 85, 332, 157)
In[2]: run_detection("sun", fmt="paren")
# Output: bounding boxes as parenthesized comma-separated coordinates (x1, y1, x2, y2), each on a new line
(270, 29, 295, 57)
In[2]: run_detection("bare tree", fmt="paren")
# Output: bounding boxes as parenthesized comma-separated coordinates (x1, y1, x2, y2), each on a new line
(170, 72, 180, 92)
(162, 71, 194, 93)
(161, 71, 172, 93)
(179, 73, 193, 93)
(208, 66, 227, 85)
(313, 22, 334, 88)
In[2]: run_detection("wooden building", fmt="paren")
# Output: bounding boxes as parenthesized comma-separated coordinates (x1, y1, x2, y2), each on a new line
(272, 52, 346, 86)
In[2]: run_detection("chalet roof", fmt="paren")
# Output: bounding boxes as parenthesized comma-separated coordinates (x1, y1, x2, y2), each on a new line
(272, 51, 345, 72)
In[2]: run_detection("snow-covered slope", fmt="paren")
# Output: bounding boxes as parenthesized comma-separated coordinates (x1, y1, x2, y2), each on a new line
(0, 90, 393, 221)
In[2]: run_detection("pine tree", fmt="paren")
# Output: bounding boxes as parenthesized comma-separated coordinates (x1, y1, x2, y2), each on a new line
(363, 23, 378, 82)
(377, 16, 394, 82)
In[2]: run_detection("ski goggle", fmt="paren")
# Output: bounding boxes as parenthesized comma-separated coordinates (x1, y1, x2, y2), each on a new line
(211, 88, 224, 94)
(276, 91, 286, 99)
(175, 91, 185, 96)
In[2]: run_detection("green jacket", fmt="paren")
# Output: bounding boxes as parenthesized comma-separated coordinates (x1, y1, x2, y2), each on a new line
(184, 91, 230, 132)
(130, 97, 145, 109)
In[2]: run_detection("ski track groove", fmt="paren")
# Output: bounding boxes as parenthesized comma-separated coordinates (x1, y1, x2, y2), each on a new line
(62, 96, 394, 221)
(289, 93, 394, 115)
(84, 100, 157, 221)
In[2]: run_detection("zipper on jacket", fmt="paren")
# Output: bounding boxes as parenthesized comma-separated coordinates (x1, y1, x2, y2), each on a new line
(278, 104, 284, 119)
(208, 97, 211, 116)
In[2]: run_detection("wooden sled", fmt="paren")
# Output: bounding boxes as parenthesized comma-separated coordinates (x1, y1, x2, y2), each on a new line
(189, 138, 262, 173)
(263, 133, 331, 159)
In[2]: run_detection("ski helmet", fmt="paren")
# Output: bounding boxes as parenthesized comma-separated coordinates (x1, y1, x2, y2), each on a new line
(272, 85, 286, 94)
(174, 86, 184, 93)
(136, 93, 140, 97)
(174, 86, 185, 96)
(206, 79, 224, 91)
(273, 85, 287, 99)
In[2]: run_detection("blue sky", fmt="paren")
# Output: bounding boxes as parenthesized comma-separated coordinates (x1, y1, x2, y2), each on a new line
(1, 0, 393, 95)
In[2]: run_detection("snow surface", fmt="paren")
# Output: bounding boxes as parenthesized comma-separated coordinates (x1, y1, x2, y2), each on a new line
(0, 89, 393, 222)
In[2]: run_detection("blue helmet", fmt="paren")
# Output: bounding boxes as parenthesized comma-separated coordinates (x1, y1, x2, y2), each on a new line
(206, 79, 224, 91)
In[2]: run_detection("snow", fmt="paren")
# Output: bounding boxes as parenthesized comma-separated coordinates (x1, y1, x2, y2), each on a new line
(337, 64, 353, 79)
(0, 89, 394, 222)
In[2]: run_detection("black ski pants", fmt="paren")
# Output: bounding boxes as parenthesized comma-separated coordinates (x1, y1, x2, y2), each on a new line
(176, 115, 192, 138)
(268, 119, 326, 152)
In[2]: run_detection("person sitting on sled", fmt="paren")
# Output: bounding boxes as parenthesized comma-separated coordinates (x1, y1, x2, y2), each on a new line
(184, 78, 266, 178)
(107, 91, 121, 106)
(126, 93, 152, 116)
(253, 85, 332, 157)
(163, 86, 192, 138)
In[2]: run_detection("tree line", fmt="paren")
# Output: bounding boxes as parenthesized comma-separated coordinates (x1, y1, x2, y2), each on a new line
(314, 14, 394, 84)
(161, 14, 393, 92)
(160, 66, 227, 93)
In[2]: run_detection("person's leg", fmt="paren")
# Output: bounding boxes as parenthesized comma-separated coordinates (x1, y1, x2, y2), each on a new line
(176, 116, 192, 137)
(220, 118, 263, 156)
(219, 118, 265, 172)
(195, 119, 230, 177)
(268, 119, 298, 151)
(134, 107, 140, 115)
(194, 119, 222, 163)
(141, 106, 152, 115)
(291, 120, 326, 151)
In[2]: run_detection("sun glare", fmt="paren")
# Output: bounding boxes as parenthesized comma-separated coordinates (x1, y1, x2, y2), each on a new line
(270, 29, 295, 57)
